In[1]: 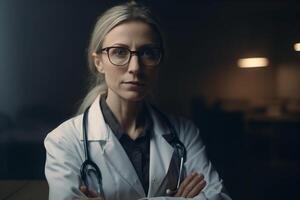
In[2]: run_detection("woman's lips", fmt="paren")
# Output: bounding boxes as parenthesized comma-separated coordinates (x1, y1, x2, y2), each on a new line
(123, 81, 145, 86)
(122, 81, 146, 90)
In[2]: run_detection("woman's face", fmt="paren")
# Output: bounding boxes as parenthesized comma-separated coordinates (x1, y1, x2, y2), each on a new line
(93, 20, 161, 102)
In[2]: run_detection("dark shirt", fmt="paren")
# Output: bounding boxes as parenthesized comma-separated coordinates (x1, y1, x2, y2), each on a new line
(99, 95, 152, 195)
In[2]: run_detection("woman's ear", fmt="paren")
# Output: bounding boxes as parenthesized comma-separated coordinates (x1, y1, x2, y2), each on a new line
(92, 52, 104, 73)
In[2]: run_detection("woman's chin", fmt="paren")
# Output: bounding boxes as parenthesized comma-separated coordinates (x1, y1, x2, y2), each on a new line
(121, 90, 148, 102)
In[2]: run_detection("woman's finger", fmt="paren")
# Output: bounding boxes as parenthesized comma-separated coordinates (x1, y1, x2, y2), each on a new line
(186, 179, 206, 198)
(79, 186, 88, 195)
(87, 189, 100, 198)
(79, 186, 101, 198)
(174, 172, 198, 197)
(181, 173, 204, 197)
(175, 173, 205, 197)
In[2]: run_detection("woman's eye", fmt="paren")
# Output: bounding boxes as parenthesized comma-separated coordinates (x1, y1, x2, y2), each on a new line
(141, 48, 158, 58)
(111, 48, 128, 57)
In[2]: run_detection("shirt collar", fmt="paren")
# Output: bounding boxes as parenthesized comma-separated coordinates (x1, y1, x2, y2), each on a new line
(99, 94, 153, 140)
(79, 94, 171, 142)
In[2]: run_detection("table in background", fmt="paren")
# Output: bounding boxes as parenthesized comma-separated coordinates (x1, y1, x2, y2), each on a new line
(0, 180, 48, 200)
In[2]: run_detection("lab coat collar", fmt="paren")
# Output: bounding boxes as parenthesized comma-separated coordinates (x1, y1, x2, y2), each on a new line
(79, 94, 108, 141)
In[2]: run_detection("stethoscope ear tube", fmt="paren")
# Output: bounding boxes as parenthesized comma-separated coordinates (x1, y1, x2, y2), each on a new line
(176, 156, 184, 189)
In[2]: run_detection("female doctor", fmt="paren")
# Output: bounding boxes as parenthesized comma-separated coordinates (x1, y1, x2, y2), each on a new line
(44, 2, 231, 200)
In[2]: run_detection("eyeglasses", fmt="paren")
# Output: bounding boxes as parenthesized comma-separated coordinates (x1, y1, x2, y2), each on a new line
(100, 46, 162, 67)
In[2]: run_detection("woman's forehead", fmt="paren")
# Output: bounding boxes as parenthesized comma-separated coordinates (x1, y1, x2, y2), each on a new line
(102, 21, 160, 47)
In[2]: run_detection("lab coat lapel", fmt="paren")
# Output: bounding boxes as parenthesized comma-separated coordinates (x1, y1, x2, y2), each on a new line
(102, 131, 145, 197)
(83, 94, 145, 197)
(148, 106, 175, 197)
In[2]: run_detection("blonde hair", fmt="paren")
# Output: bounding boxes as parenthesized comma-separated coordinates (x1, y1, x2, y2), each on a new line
(77, 1, 164, 115)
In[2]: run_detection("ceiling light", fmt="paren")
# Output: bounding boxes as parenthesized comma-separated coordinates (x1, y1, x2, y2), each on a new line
(238, 57, 269, 68)
(294, 43, 300, 51)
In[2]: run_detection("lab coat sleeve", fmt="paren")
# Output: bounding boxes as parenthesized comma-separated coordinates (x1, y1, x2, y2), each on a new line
(141, 118, 231, 200)
(44, 124, 85, 200)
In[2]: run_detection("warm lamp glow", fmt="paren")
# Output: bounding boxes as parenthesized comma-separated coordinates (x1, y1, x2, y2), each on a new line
(238, 57, 269, 68)
(294, 43, 300, 51)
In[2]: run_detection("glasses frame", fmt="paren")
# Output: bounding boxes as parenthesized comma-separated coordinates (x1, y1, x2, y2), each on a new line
(100, 46, 163, 67)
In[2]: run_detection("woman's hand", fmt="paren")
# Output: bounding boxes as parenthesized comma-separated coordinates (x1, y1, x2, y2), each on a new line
(75, 186, 104, 200)
(174, 172, 206, 198)
(76, 173, 205, 199)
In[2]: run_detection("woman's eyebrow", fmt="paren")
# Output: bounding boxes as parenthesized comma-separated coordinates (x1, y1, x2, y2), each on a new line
(139, 43, 161, 48)
(109, 43, 129, 47)
(108, 43, 161, 49)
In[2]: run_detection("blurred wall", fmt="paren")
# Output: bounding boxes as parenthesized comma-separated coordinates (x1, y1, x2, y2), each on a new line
(0, 0, 95, 119)
(0, 0, 299, 119)
(277, 64, 300, 99)
(0, 1, 22, 118)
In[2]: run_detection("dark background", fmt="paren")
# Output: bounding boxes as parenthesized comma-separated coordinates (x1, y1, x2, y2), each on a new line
(1, 0, 300, 199)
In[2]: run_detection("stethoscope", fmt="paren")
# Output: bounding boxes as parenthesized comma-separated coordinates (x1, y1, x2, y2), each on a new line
(80, 105, 186, 197)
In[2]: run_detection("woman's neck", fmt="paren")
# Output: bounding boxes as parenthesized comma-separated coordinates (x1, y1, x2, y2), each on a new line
(106, 92, 145, 140)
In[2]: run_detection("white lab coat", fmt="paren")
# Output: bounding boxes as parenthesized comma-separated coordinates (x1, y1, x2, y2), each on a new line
(44, 95, 231, 200)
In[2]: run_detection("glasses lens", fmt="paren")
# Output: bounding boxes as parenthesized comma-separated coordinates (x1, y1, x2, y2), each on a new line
(140, 48, 162, 66)
(108, 47, 130, 66)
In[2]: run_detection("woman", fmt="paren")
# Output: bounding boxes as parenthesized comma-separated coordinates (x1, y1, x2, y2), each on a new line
(44, 2, 231, 200)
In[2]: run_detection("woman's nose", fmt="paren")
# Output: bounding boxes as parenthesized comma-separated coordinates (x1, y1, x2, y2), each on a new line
(127, 54, 141, 73)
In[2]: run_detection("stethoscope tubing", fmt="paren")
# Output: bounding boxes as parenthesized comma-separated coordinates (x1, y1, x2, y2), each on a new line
(80, 107, 104, 195)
